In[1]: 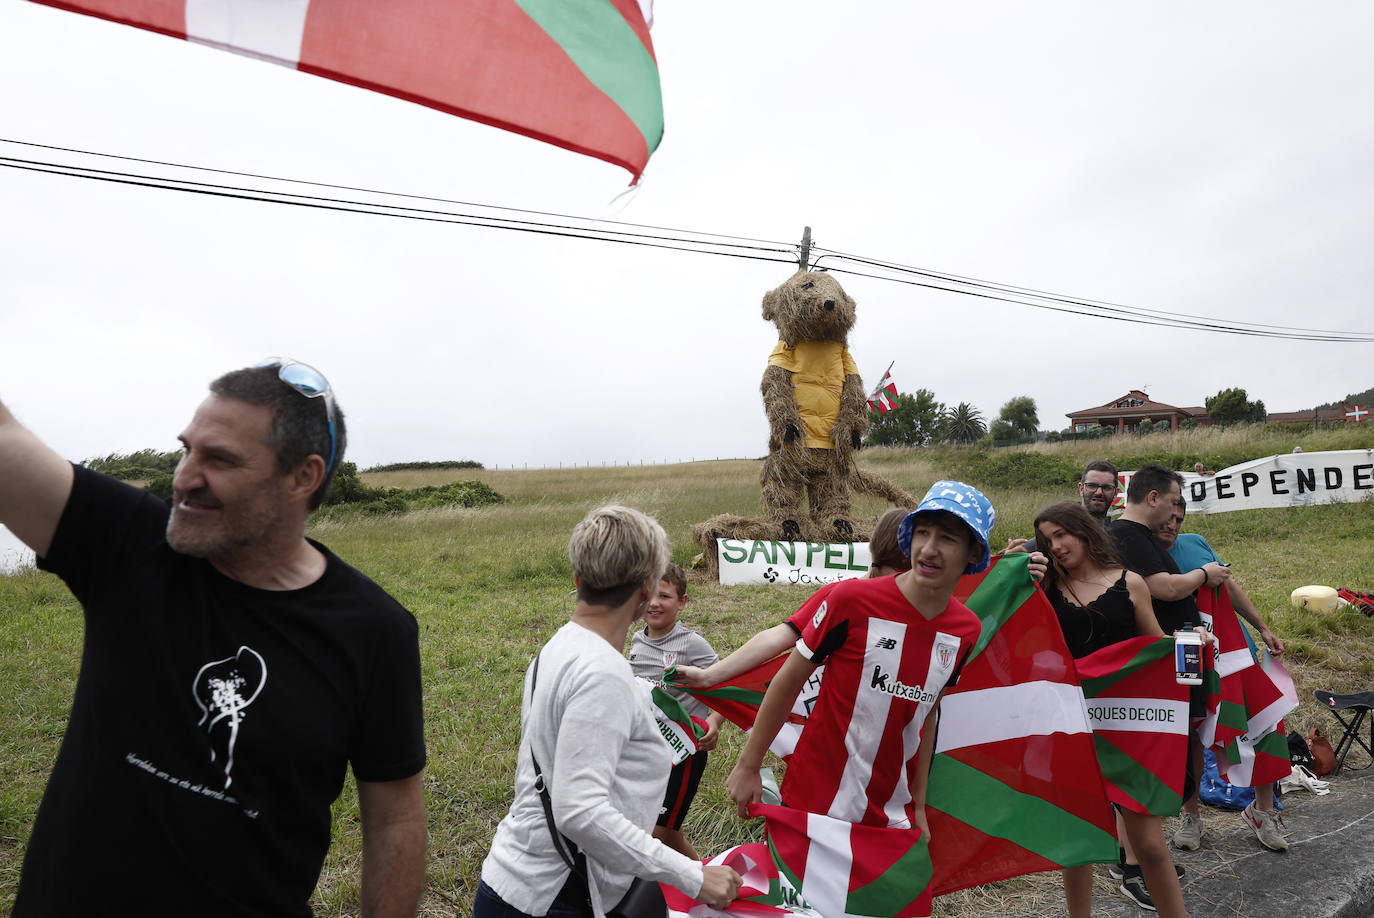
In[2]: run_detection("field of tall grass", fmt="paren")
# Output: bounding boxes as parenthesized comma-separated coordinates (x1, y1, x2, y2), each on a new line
(1, 425, 1371, 915)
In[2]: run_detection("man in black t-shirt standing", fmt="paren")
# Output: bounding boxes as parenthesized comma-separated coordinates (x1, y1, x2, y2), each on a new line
(0, 361, 426, 918)
(1109, 463, 1230, 633)
(1109, 463, 1229, 855)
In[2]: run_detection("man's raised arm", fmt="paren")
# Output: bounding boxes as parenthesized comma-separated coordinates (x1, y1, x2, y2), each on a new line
(0, 398, 75, 557)
(1142, 562, 1229, 602)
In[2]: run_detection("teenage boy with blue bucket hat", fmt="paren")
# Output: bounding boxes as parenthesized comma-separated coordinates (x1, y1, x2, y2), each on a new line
(727, 481, 997, 918)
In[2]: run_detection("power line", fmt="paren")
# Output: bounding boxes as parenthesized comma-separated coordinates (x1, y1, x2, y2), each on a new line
(0, 156, 799, 265)
(0, 137, 788, 248)
(4, 138, 1372, 343)
(822, 264, 1374, 342)
(814, 248, 1367, 340)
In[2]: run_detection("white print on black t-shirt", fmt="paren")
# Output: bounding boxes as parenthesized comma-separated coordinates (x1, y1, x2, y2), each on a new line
(193, 645, 267, 790)
(123, 751, 260, 817)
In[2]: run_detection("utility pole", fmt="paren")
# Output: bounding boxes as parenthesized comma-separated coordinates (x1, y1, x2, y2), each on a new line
(798, 226, 812, 271)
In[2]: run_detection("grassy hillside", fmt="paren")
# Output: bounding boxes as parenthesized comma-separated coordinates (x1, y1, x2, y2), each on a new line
(1, 427, 1372, 915)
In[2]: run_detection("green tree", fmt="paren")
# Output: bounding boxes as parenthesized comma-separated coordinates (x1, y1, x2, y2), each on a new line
(940, 402, 986, 444)
(865, 389, 945, 447)
(1205, 387, 1266, 424)
(84, 448, 181, 481)
(996, 396, 1039, 440)
(324, 461, 380, 505)
(988, 419, 1018, 442)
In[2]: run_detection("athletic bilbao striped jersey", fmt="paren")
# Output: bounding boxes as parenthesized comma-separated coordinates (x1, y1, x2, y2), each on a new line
(785, 576, 980, 827)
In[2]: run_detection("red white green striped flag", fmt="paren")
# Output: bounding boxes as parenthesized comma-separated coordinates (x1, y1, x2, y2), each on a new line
(1194, 586, 1253, 752)
(1212, 657, 1294, 787)
(1075, 637, 1190, 816)
(1193, 588, 1298, 787)
(1193, 586, 1297, 789)
(638, 678, 703, 766)
(664, 658, 817, 760)
(866, 369, 899, 415)
(928, 555, 1117, 894)
(663, 803, 934, 918)
(1214, 648, 1297, 786)
(1218, 715, 1291, 787)
(672, 555, 1118, 897)
(29, 0, 664, 181)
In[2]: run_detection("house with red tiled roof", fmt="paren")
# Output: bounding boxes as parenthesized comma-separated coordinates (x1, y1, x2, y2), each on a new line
(1066, 390, 1209, 434)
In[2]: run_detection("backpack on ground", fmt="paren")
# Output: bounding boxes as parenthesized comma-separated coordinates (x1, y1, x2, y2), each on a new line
(1288, 731, 1315, 768)
(1199, 749, 1257, 810)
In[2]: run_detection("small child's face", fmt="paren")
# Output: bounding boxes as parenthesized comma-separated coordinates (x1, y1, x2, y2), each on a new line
(644, 579, 687, 633)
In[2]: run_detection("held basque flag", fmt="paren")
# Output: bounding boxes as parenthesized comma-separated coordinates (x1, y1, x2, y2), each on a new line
(928, 556, 1116, 894)
(670, 556, 1118, 898)
(1075, 637, 1190, 815)
(1194, 587, 1297, 787)
(28, 0, 664, 181)
(638, 678, 703, 766)
(663, 659, 818, 761)
(866, 369, 899, 415)
(664, 804, 935, 918)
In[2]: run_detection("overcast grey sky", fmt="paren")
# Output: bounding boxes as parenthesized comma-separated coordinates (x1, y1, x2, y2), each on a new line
(3, 0, 1373, 477)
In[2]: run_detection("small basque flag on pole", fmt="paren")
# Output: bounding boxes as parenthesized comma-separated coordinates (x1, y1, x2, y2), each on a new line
(867, 363, 899, 415)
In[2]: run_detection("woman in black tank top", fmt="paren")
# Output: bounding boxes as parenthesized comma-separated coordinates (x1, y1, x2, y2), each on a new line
(1032, 502, 1185, 918)
(1050, 571, 1137, 657)
(1034, 502, 1161, 657)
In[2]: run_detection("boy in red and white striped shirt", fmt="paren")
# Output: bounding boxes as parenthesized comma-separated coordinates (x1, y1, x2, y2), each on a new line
(727, 481, 995, 837)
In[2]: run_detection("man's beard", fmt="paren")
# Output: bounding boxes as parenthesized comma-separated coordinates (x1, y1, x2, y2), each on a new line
(166, 487, 284, 561)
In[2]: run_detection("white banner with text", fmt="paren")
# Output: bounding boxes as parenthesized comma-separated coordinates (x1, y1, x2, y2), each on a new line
(1121, 449, 1374, 514)
(1187, 449, 1374, 513)
(717, 539, 871, 586)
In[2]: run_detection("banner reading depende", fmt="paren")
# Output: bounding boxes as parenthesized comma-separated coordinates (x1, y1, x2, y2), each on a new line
(1181, 449, 1374, 514)
(717, 539, 871, 586)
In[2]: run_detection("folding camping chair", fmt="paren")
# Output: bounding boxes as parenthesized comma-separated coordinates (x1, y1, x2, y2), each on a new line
(1313, 689, 1374, 776)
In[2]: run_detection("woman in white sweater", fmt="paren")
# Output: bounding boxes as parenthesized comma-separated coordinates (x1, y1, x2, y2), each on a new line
(475, 505, 742, 918)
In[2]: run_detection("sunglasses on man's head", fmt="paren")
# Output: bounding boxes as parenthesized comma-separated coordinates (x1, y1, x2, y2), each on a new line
(255, 358, 337, 474)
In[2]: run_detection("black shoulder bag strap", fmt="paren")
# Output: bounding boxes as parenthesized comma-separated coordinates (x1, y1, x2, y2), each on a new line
(527, 653, 591, 877)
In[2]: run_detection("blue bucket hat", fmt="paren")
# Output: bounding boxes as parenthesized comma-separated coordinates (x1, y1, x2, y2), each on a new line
(897, 480, 996, 574)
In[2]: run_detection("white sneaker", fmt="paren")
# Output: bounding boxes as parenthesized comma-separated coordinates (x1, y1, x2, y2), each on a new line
(1173, 811, 1203, 850)
(1243, 803, 1289, 851)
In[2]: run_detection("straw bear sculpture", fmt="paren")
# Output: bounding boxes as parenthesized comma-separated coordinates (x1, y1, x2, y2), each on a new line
(693, 270, 914, 574)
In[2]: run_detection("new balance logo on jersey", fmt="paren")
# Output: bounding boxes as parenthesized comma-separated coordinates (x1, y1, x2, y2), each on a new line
(869, 665, 938, 703)
(876, 637, 898, 650)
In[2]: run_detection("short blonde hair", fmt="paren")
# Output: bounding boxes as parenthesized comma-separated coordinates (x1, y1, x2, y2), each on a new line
(568, 505, 670, 606)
